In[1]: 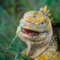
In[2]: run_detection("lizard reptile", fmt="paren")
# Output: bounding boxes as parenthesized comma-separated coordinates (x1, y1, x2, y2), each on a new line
(16, 6, 60, 60)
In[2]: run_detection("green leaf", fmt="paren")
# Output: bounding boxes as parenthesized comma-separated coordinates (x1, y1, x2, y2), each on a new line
(13, 53, 18, 60)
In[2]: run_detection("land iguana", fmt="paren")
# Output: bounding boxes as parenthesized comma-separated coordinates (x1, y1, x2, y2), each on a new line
(16, 6, 60, 60)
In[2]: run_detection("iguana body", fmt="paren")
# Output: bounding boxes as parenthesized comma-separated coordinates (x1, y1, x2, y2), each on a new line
(35, 40, 58, 60)
(21, 39, 58, 60)
(16, 6, 60, 60)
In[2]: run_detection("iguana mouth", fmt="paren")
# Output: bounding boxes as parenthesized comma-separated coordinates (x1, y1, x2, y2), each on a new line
(22, 28, 43, 36)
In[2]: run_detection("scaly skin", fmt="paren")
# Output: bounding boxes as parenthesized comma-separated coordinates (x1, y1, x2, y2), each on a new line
(16, 6, 60, 60)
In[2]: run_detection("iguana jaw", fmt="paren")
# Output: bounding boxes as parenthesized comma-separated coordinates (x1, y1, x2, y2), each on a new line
(20, 27, 48, 41)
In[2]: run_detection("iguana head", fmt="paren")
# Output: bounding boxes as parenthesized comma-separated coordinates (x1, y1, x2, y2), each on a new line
(16, 6, 53, 58)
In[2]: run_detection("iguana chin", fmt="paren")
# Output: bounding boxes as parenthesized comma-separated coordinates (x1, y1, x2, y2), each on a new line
(16, 6, 59, 60)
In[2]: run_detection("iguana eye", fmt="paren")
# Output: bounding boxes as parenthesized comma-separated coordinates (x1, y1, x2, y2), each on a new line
(40, 20, 46, 27)
(41, 22, 44, 24)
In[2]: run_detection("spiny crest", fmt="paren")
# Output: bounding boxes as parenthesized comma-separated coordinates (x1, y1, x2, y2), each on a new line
(39, 5, 53, 21)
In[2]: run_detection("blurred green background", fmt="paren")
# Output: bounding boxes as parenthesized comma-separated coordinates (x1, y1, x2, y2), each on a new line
(0, 0, 60, 60)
